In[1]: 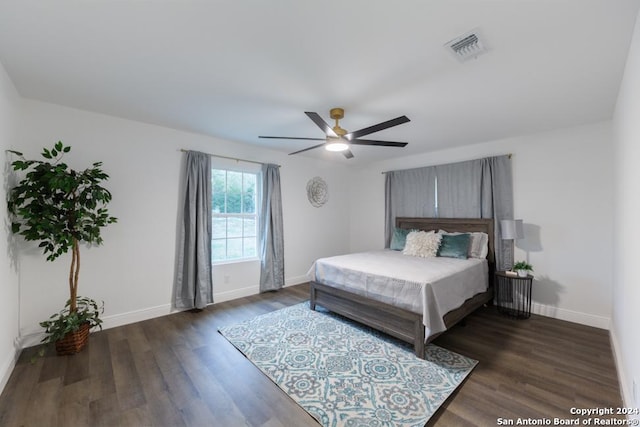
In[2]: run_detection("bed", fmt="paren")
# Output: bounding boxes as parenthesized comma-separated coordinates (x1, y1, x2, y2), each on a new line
(309, 217, 495, 358)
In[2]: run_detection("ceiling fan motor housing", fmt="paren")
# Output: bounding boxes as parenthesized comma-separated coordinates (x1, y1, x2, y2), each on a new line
(329, 107, 347, 136)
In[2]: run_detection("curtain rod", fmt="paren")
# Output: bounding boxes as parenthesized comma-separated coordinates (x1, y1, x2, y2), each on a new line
(380, 153, 512, 174)
(180, 149, 280, 168)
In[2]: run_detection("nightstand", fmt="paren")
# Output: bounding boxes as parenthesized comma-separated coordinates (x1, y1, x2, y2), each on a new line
(494, 271, 533, 319)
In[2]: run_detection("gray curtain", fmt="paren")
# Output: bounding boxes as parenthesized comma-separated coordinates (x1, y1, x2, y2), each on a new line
(435, 156, 514, 270)
(259, 164, 285, 292)
(482, 156, 514, 270)
(435, 160, 484, 218)
(384, 166, 437, 247)
(384, 155, 513, 270)
(174, 151, 213, 309)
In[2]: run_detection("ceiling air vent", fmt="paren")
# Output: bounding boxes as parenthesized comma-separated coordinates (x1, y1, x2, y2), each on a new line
(444, 30, 488, 62)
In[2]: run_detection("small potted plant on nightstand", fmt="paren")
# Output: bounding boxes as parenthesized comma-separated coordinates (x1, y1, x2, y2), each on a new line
(512, 261, 533, 277)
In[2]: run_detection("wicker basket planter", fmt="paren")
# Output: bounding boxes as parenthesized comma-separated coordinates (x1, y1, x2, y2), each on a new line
(55, 322, 90, 355)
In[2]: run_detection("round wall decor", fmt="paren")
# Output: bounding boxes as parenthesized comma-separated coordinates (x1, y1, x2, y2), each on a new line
(306, 176, 328, 207)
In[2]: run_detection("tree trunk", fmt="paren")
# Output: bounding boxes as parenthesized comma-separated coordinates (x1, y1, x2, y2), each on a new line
(68, 237, 80, 312)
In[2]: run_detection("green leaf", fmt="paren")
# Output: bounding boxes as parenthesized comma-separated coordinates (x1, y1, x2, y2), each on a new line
(12, 160, 24, 170)
(8, 143, 116, 306)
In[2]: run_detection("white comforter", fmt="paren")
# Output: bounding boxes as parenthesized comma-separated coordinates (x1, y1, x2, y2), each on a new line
(308, 250, 488, 337)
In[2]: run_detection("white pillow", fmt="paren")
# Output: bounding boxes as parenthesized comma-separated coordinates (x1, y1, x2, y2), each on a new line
(403, 230, 442, 258)
(438, 230, 489, 259)
(469, 232, 489, 258)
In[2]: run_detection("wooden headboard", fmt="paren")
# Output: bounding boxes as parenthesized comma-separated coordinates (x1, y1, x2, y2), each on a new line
(395, 217, 495, 267)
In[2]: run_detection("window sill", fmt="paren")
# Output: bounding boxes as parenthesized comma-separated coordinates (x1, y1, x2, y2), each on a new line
(213, 257, 260, 266)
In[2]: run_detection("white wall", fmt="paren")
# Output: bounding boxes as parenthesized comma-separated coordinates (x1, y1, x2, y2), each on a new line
(612, 7, 640, 411)
(349, 121, 614, 329)
(15, 100, 351, 346)
(0, 60, 21, 392)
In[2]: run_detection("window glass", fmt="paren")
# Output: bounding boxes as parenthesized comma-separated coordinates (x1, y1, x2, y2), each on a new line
(211, 168, 259, 263)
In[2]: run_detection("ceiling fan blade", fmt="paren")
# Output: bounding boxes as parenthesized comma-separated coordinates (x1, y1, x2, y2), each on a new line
(259, 136, 325, 141)
(342, 149, 354, 159)
(344, 115, 410, 140)
(288, 143, 326, 155)
(350, 139, 408, 147)
(305, 112, 338, 137)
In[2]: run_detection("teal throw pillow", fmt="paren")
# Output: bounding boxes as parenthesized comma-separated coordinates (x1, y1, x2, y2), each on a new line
(437, 233, 471, 259)
(390, 227, 411, 251)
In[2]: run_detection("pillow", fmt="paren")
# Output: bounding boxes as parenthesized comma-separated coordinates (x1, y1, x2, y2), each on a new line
(468, 232, 489, 258)
(390, 227, 411, 251)
(439, 230, 489, 259)
(402, 230, 442, 258)
(437, 233, 471, 259)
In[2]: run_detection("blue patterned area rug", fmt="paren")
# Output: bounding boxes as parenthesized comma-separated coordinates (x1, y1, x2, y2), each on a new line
(218, 302, 477, 427)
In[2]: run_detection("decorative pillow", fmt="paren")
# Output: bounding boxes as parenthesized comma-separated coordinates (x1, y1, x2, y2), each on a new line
(403, 230, 442, 258)
(438, 230, 489, 259)
(468, 232, 489, 258)
(437, 233, 471, 259)
(390, 227, 411, 251)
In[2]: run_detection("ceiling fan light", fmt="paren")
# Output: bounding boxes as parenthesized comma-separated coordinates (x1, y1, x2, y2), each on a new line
(325, 140, 349, 152)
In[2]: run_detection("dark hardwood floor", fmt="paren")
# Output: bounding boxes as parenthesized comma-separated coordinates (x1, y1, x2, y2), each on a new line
(0, 283, 623, 426)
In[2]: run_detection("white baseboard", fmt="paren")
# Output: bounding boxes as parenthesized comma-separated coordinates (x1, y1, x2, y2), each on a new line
(212, 277, 309, 303)
(609, 327, 640, 423)
(609, 326, 632, 409)
(531, 302, 610, 329)
(18, 303, 176, 349)
(213, 285, 260, 303)
(286, 275, 309, 286)
(0, 345, 20, 397)
(17, 279, 312, 350)
(102, 303, 174, 329)
(19, 330, 45, 349)
(103, 276, 310, 324)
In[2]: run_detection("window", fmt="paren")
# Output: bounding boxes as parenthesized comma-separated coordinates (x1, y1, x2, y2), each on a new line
(211, 168, 259, 263)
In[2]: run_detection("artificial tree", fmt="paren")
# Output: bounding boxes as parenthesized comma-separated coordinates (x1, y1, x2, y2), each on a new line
(7, 141, 117, 353)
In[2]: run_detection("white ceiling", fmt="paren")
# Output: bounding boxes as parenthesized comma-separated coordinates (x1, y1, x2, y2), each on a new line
(0, 0, 638, 165)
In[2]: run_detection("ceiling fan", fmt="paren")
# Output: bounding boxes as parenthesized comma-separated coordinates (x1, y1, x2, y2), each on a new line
(259, 108, 410, 159)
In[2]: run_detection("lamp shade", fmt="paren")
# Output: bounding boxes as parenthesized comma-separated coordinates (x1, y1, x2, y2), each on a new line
(501, 219, 524, 240)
